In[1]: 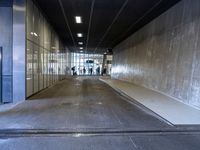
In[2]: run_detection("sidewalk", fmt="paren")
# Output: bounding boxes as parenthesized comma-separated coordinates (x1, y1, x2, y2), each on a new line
(100, 77, 200, 125)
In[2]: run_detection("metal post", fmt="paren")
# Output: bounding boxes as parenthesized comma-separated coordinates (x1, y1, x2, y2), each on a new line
(0, 47, 2, 103)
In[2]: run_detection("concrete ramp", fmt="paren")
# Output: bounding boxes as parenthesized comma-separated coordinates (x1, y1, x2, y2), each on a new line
(100, 77, 200, 125)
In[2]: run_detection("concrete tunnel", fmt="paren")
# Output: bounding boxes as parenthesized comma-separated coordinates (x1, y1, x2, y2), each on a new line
(0, 0, 200, 149)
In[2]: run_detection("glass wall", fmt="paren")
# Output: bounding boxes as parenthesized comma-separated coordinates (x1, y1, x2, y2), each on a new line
(26, 0, 70, 97)
(71, 53, 103, 75)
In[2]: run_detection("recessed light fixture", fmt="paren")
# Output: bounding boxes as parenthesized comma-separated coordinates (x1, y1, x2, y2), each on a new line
(31, 32, 38, 37)
(78, 42, 83, 45)
(77, 33, 83, 37)
(79, 47, 83, 50)
(80, 50, 83, 53)
(104, 52, 107, 55)
(75, 16, 82, 24)
(34, 33, 38, 37)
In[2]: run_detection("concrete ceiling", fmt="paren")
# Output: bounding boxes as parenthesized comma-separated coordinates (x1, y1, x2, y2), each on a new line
(34, 0, 180, 54)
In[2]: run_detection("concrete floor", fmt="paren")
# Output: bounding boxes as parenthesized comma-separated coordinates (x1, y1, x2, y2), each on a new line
(0, 77, 171, 130)
(0, 77, 200, 149)
(1, 134, 200, 150)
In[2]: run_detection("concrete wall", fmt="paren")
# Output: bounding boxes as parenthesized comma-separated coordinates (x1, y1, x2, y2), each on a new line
(112, 0, 200, 108)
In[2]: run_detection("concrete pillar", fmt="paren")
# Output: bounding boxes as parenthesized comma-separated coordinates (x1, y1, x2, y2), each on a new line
(12, 0, 26, 102)
(0, 0, 26, 103)
(0, 1, 13, 103)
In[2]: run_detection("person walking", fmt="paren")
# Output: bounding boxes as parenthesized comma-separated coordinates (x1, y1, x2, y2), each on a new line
(90, 68, 93, 75)
(83, 67, 86, 75)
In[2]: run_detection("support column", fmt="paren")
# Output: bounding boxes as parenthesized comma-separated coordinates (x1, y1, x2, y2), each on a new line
(12, 0, 26, 102)
(0, 1, 13, 103)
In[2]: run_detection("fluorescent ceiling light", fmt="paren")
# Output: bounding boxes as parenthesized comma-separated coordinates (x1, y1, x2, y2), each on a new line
(75, 16, 82, 24)
(80, 50, 83, 53)
(78, 42, 83, 45)
(79, 47, 83, 50)
(77, 33, 83, 37)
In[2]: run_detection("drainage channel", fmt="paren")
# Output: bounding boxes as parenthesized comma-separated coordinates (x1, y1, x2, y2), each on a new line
(0, 128, 200, 137)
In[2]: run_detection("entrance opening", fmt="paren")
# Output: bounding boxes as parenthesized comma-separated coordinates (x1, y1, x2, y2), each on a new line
(71, 53, 103, 76)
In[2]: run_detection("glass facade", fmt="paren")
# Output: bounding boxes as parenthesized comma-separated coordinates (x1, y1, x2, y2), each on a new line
(71, 53, 103, 75)
(26, 0, 70, 97)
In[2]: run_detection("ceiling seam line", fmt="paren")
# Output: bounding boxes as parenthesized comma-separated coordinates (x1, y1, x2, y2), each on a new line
(112, 0, 163, 46)
(93, 0, 129, 54)
(86, 0, 96, 54)
(58, 0, 77, 51)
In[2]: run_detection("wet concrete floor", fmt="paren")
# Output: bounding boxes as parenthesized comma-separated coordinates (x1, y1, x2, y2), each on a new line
(0, 77, 200, 149)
